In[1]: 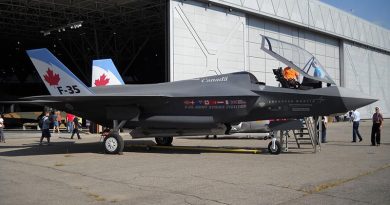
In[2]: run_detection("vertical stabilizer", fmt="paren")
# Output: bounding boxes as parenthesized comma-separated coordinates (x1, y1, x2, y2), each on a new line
(26, 48, 93, 96)
(92, 59, 125, 87)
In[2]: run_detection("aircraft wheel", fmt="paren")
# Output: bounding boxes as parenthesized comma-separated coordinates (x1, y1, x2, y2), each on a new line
(268, 141, 281, 155)
(104, 132, 124, 154)
(155, 136, 173, 146)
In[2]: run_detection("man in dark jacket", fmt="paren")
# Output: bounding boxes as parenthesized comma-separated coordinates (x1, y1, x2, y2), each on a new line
(371, 107, 384, 146)
(70, 116, 82, 139)
(40, 112, 51, 145)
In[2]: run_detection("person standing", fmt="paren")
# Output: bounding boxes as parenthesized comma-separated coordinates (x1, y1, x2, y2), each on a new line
(85, 119, 91, 133)
(70, 116, 82, 140)
(56, 110, 62, 131)
(351, 109, 363, 142)
(371, 107, 384, 146)
(0, 114, 5, 143)
(52, 110, 60, 133)
(40, 112, 51, 145)
(316, 116, 328, 143)
(66, 113, 75, 133)
(321, 116, 328, 143)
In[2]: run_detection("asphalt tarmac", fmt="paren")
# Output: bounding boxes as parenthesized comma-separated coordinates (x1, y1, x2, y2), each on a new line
(0, 120, 389, 205)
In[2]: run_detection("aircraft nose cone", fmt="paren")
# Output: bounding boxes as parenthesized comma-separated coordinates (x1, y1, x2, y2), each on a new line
(338, 87, 378, 110)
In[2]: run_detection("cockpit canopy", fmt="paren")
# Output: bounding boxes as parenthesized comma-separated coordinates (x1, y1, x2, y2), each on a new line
(261, 36, 336, 85)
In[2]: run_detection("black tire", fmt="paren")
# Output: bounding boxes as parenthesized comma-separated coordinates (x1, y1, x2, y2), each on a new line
(268, 140, 281, 155)
(155, 136, 173, 146)
(103, 132, 124, 154)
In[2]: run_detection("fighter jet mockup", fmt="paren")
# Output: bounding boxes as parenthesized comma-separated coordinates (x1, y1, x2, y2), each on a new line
(19, 36, 376, 154)
(90, 59, 272, 138)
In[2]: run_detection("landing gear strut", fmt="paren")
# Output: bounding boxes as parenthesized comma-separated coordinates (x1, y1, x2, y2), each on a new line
(267, 132, 281, 155)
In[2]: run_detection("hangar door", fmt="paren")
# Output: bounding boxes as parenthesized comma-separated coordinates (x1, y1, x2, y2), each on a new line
(170, 0, 247, 81)
(343, 41, 390, 118)
(170, 0, 340, 88)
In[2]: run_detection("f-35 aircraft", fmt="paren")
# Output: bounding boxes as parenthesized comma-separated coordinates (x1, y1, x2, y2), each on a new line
(18, 36, 376, 154)
(90, 58, 272, 138)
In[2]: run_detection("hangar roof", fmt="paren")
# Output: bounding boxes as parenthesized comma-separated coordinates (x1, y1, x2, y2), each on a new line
(0, 0, 165, 40)
(0, 0, 168, 98)
(207, 0, 390, 53)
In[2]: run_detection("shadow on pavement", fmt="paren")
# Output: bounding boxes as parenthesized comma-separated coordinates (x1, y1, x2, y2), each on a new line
(0, 139, 275, 156)
(0, 141, 102, 157)
(126, 144, 270, 155)
(329, 143, 372, 147)
(181, 137, 267, 140)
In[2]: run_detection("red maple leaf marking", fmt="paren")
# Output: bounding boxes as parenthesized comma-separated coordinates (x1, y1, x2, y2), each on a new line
(43, 68, 60, 86)
(95, 74, 110, 86)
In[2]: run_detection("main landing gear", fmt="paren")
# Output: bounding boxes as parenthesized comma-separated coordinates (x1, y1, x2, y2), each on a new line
(103, 120, 127, 154)
(104, 132, 124, 154)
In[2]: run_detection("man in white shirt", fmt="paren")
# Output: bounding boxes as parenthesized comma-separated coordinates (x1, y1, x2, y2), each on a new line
(351, 110, 363, 142)
(0, 114, 5, 143)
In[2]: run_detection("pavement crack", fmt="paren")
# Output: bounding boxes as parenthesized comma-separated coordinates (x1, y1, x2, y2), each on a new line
(0, 157, 159, 192)
(315, 192, 371, 204)
(0, 157, 231, 204)
(301, 163, 390, 194)
(266, 183, 306, 193)
(137, 172, 186, 180)
(174, 192, 231, 205)
(275, 164, 390, 205)
(191, 174, 239, 186)
(184, 198, 195, 205)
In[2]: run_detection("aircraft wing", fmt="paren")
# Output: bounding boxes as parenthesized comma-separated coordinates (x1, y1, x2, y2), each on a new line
(2, 95, 171, 111)
(0, 100, 59, 104)
(21, 95, 170, 104)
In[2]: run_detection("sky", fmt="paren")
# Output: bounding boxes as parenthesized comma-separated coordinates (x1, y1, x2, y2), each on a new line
(320, 0, 390, 30)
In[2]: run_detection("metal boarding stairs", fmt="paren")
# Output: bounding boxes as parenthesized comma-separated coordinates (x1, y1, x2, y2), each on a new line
(292, 117, 320, 152)
(274, 117, 320, 153)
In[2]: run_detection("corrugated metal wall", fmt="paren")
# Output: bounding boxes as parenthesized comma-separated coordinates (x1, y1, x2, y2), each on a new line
(171, 0, 339, 86)
(170, 0, 389, 118)
(208, 0, 390, 53)
(171, 0, 246, 81)
(343, 41, 390, 118)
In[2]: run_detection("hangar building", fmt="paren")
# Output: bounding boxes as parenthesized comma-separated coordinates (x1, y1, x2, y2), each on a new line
(169, 0, 390, 118)
(0, 0, 389, 118)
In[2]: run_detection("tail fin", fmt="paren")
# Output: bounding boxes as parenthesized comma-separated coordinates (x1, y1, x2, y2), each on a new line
(26, 49, 93, 96)
(92, 59, 124, 87)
